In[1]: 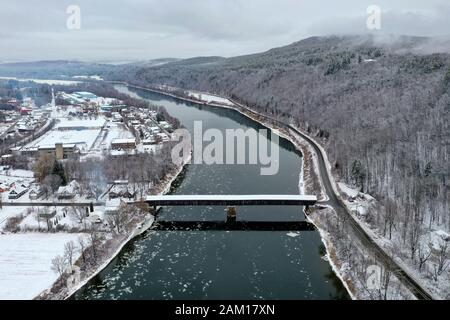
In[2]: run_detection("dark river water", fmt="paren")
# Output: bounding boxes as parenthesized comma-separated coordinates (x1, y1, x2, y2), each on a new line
(72, 85, 349, 300)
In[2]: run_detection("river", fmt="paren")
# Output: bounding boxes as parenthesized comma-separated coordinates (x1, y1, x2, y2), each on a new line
(72, 85, 349, 300)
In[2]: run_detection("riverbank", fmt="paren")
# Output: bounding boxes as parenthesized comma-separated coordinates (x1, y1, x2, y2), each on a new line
(36, 153, 191, 300)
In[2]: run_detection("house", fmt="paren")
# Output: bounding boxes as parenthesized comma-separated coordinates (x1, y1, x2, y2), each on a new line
(108, 183, 136, 199)
(20, 107, 32, 115)
(57, 180, 80, 199)
(8, 186, 29, 199)
(156, 132, 170, 142)
(39, 143, 79, 160)
(158, 121, 172, 130)
(29, 185, 45, 200)
(104, 199, 123, 215)
(122, 190, 136, 199)
(149, 126, 160, 134)
(1, 154, 13, 165)
(142, 138, 157, 145)
(111, 138, 136, 150)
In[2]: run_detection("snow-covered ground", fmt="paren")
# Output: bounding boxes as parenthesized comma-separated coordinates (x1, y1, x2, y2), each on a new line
(0, 77, 81, 85)
(0, 168, 34, 179)
(93, 122, 134, 151)
(0, 233, 85, 300)
(24, 127, 101, 152)
(72, 75, 103, 81)
(338, 182, 449, 299)
(186, 91, 235, 106)
(54, 118, 106, 130)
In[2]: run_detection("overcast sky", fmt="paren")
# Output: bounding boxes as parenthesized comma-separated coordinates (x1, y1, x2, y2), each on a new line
(1, 0, 449, 62)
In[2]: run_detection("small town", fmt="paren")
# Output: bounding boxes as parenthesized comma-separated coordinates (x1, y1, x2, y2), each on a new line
(0, 84, 179, 299)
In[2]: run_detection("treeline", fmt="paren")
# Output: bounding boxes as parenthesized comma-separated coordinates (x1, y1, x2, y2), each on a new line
(0, 79, 52, 106)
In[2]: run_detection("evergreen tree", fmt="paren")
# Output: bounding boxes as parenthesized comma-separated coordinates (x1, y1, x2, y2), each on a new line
(52, 161, 67, 186)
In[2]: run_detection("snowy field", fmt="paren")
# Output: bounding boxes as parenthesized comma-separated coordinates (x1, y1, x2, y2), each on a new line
(0, 233, 85, 299)
(187, 91, 234, 106)
(55, 118, 106, 130)
(25, 128, 101, 151)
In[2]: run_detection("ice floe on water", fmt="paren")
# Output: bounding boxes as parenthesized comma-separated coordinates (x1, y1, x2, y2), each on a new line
(286, 232, 301, 238)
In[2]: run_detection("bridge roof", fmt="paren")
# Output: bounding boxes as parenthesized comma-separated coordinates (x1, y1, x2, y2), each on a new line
(147, 194, 316, 201)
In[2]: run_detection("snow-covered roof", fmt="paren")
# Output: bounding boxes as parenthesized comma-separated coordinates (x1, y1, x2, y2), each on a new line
(57, 180, 79, 195)
(146, 194, 317, 202)
(55, 118, 106, 129)
(9, 185, 28, 194)
(38, 143, 77, 150)
(111, 138, 136, 144)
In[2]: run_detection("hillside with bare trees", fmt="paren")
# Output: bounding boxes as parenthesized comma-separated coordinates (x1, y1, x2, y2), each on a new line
(105, 35, 450, 293)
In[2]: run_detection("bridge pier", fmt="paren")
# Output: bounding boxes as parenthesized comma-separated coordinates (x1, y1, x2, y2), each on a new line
(226, 206, 236, 223)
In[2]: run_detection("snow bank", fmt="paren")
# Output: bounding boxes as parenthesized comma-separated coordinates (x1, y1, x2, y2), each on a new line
(0, 233, 85, 300)
(186, 91, 235, 106)
(338, 182, 359, 198)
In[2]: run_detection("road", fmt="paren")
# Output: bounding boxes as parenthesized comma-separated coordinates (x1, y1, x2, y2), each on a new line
(112, 81, 433, 299)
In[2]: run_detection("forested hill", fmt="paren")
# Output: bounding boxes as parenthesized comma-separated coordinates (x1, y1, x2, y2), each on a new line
(109, 35, 450, 238)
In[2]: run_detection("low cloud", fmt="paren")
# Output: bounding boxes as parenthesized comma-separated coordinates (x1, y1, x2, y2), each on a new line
(0, 0, 449, 61)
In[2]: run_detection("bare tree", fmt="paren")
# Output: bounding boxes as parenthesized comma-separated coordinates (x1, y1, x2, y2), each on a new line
(383, 199, 397, 240)
(379, 267, 392, 300)
(70, 206, 87, 226)
(106, 205, 130, 234)
(42, 174, 62, 197)
(39, 207, 53, 232)
(89, 183, 103, 200)
(51, 255, 67, 277)
(436, 240, 449, 275)
(64, 241, 77, 272)
(77, 236, 87, 265)
(417, 243, 432, 273)
(88, 225, 101, 264)
(409, 213, 422, 260)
